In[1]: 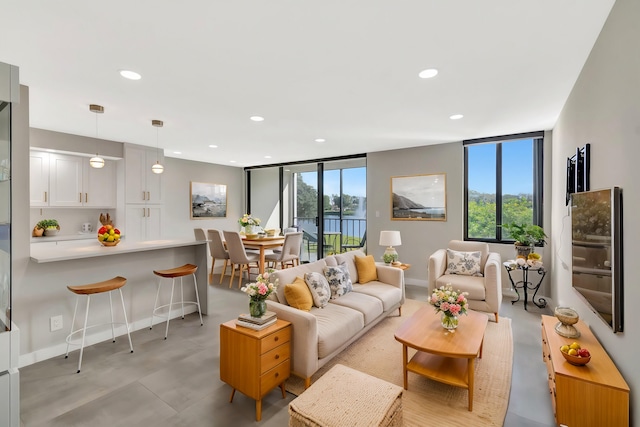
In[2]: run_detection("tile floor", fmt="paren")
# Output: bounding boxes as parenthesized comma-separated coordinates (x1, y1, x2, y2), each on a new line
(19, 280, 556, 426)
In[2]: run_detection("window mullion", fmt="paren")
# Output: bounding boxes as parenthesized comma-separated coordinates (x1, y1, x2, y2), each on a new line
(496, 143, 503, 241)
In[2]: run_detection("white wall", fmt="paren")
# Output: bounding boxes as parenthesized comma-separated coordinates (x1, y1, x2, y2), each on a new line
(551, 0, 638, 421)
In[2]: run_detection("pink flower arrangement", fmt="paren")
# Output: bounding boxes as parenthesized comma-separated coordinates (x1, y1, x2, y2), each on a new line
(241, 269, 278, 301)
(429, 284, 469, 317)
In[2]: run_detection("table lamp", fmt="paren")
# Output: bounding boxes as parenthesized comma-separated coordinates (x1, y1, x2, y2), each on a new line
(379, 231, 401, 264)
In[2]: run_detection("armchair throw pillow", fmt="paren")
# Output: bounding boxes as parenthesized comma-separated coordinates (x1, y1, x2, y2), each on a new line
(284, 276, 313, 311)
(323, 262, 353, 299)
(354, 255, 378, 284)
(445, 249, 483, 277)
(304, 272, 331, 308)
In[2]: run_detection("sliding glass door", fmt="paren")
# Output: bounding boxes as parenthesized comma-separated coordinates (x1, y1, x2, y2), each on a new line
(247, 156, 366, 263)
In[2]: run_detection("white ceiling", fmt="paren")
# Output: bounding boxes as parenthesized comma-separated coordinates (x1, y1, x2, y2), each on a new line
(0, 1, 614, 167)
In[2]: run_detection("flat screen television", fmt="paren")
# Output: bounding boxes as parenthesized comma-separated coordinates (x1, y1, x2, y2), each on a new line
(571, 187, 623, 333)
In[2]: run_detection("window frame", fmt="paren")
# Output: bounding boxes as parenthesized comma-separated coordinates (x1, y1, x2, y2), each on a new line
(463, 131, 544, 243)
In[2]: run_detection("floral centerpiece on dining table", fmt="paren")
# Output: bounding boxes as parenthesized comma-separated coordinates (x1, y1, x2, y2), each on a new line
(241, 269, 278, 318)
(239, 213, 261, 235)
(429, 284, 469, 330)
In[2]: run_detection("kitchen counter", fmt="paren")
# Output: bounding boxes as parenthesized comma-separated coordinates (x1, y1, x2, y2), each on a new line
(30, 238, 204, 263)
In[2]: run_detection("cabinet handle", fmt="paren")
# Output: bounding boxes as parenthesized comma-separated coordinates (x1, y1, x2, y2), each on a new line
(274, 336, 279, 342)
(147, 208, 150, 217)
(142, 191, 146, 201)
(85, 193, 88, 203)
(147, 191, 150, 200)
(143, 208, 146, 218)
(44, 191, 47, 202)
(79, 193, 82, 202)
(275, 354, 280, 360)
(275, 372, 279, 378)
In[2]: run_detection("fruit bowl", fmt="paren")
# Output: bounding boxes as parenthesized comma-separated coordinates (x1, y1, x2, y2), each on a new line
(99, 238, 121, 247)
(560, 346, 591, 366)
(245, 234, 259, 239)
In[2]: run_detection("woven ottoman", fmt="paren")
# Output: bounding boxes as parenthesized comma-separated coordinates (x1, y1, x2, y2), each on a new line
(289, 364, 403, 427)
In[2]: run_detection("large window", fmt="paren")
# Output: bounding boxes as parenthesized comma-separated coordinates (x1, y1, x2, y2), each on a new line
(464, 132, 543, 243)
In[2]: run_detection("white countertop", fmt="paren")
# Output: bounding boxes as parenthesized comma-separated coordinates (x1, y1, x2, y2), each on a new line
(30, 238, 206, 263)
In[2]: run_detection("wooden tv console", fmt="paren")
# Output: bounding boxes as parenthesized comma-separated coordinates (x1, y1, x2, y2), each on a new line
(541, 315, 629, 426)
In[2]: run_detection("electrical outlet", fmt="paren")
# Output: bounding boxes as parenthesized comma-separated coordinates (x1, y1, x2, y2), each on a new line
(50, 315, 63, 332)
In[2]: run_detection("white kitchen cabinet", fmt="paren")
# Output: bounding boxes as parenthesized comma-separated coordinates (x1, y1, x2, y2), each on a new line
(30, 151, 116, 208)
(125, 145, 163, 204)
(125, 205, 163, 242)
(49, 153, 83, 206)
(29, 151, 49, 206)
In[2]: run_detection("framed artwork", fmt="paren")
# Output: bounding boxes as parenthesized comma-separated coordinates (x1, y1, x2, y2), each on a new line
(190, 182, 227, 219)
(391, 173, 446, 221)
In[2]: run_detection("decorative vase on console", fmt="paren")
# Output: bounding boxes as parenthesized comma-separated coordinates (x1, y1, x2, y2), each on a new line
(240, 269, 277, 318)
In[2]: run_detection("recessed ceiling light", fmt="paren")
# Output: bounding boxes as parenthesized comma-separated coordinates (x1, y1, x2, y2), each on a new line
(173, 151, 182, 154)
(449, 114, 464, 120)
(250, 116, 264, 122)
(418, 68, 438, 79)
(315, 138, 326, 143)
(230, 160, 237, 163)
(209, 144, 218, 148)
(264, 155, 272, 159)
(119, 70, 142, 80)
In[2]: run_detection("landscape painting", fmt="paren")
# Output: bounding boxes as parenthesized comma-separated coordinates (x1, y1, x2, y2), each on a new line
(391, 174, 446, 221)
(190, 182, 227, 219)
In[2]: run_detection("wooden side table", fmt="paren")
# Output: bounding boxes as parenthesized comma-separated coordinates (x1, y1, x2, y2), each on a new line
(220, 318, 291, 421)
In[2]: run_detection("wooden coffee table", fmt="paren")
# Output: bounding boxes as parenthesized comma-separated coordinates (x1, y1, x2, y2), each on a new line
(394, 306, 488, 411)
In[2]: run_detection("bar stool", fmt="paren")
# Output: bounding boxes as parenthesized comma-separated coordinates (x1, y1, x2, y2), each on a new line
(151, 263, 203, 339)
(65, 276, 134, 373)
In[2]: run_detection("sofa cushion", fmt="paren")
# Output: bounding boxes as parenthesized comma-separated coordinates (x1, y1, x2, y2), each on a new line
(333, 250, 366, 283)
(445, 249, 483, 277)
(354, 255, 378, 283)
(304, 272, 331, 308)
(351, 282, 403, 312)
(435, 274, 486, 300)
(284, 276, 313, 311)
(323, 262, 353, 299)
(313, 304, 364, 359)
(329, 292, 383, 325)
(273, 259, 327, 304)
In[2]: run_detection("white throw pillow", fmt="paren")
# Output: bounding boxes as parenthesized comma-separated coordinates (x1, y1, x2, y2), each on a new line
(323, 262, 353, 299)
(445, 249, 483, 277)
(304, 272, 331, 308)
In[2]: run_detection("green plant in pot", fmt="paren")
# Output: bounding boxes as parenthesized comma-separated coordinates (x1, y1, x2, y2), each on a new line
(36, 219, 60, 236)
(501, 222, 546, 258)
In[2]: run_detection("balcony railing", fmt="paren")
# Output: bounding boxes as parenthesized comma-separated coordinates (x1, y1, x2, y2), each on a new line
(292, 216, 366, 262)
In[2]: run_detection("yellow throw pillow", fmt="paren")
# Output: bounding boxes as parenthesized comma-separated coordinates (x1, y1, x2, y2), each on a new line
(354, 255, 378, 284)
(284, 276, 313, 311)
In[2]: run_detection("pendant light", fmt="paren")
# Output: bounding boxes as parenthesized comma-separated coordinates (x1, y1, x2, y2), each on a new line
(151, 119, 164, 174)
(89, 104, 105, 168)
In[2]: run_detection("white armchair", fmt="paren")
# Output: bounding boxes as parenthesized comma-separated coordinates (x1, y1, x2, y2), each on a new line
(428, 240, 502, 322)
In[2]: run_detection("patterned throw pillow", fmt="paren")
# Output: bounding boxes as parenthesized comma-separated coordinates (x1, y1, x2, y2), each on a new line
(304, 272, 331, 308)
(323, 262, 353, 299)
(445, 249, 483, 277)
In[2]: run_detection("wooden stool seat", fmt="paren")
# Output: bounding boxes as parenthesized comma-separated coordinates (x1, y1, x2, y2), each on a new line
(153, 264, 198, 278)
(65, 276, 133, 373)
(67, 276, 127, 295)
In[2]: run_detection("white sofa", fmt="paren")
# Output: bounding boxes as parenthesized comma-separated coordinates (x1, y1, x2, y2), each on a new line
(266, 250, 405, 388)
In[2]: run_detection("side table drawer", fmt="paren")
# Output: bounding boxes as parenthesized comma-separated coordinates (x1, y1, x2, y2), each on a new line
(261, 326, 291, 354)
(260, 359, 290, 395)
(261, 343, 291, 374)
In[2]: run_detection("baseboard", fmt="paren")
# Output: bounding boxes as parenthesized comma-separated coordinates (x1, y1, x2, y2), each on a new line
(19, 306, 197, 368)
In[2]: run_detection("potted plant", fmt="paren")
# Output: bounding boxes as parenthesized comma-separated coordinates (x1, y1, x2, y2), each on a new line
(501, 222, 547, 258)
(36, 219, 60, 236)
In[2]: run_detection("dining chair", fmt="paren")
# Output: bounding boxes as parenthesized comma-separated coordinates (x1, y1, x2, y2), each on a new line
(222, 230, 260, 288)
(207, 229, 231, 285)
(265, 232, 302, 269)
(193, 228, 206, 241)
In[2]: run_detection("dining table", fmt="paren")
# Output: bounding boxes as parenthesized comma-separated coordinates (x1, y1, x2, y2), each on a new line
(242, 235, 285, 274)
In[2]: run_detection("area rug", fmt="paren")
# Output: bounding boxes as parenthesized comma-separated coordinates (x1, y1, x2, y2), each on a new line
(285, 299, 513, 427)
